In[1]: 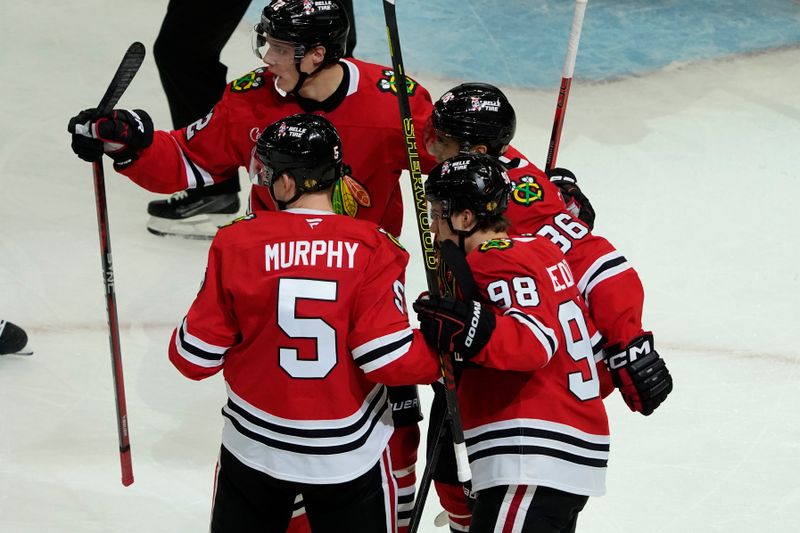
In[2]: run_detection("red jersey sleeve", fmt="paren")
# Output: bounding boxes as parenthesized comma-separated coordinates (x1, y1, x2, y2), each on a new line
(117, 80, 248, 194)
(467, 250, 563, 372)
(348, 231, 440, 386)
(168, 237, 240, 380)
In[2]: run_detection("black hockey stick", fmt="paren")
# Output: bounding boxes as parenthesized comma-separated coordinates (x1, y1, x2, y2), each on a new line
(89, 41, 145, 487)
(381, 2, 472, 529)
(408, 240, 477, 532)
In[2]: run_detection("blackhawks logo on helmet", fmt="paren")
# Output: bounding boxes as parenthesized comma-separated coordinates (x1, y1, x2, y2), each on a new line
(478, 238, 513, 252)
(332, 165, 371, 218)
(377, 69, 418, 96)
(231, 68, 266, 93)
(510, 175, 544, 206)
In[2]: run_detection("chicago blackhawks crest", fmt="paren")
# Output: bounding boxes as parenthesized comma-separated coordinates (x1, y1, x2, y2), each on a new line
(231, 68, 266, 93)
(510, 175, 544, 206)
(478, 238, 513, 252)
(332, 165, 372, 218)
(377, 69, 418, 96)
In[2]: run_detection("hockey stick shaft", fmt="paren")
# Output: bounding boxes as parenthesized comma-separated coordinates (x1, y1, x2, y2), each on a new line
(408, 240, 476, 532)
(381, 2, 471, 529)
(545, 0, 588, 171)
(90, 42, 145, 487)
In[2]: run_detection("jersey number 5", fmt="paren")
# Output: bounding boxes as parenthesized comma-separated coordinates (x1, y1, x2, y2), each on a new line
(278, 278, 338, 379)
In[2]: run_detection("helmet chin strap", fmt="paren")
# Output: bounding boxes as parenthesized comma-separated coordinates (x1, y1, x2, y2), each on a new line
(269, 173, 305, 210)
(445, 217, 479, 254)
(287, 56, 327, 96)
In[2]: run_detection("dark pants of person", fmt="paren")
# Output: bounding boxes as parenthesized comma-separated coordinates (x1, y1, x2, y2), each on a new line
(210, 445, 396, 533)
(469, 485, 589, 533)
(152, 0, 358, 197)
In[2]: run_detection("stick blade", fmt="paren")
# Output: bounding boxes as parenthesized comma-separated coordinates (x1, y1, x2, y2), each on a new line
(95, 42, 146, 115)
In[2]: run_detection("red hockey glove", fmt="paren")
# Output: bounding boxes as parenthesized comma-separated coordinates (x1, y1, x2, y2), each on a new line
(606, 333, 673, 415)
(68, 108, 153, 168)
(546, 167, 596, 231)
(413, 296, 495, 362)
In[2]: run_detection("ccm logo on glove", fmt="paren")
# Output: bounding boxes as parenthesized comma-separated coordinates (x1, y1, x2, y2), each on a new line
(607, 336, 652, 369)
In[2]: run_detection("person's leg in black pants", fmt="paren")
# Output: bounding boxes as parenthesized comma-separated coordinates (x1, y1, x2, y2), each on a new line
(303, 450, 397, 533)
(147, 0, 250, 238)
(210, 446, 296, 533)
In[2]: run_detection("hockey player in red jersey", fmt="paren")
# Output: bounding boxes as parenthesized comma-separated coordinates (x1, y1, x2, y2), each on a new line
(67, 0, 436, 239)
(169, 114, 441, 532)
(413, 153, 610, 532)
(67, 2, 434, 527)
(422, 83, 672, 532)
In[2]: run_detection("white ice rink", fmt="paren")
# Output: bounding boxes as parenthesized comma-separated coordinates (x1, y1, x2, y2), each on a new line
(2, 1, 799, 531)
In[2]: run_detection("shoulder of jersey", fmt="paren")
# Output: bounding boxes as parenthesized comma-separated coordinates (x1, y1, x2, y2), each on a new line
(217, 213, 259, 232)
(227, 67, 271, 95)
(513, 234, 566, 262)
(347, 58, 425, 99)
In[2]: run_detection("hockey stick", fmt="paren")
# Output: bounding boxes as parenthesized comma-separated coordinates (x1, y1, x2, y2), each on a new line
(408, 240, 477, 533)
(545, 0, 588, 171)
(89, 41, 145, 487)
(381, 0, 472, 527)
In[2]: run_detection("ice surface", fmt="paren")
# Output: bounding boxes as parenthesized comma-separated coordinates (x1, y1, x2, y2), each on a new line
(1, 1, 799, 531)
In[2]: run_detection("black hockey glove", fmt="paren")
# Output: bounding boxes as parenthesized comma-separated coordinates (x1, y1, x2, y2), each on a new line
(605, 333, 673, 416)
(68, 108, 153, 168)
(413, 296, 495, 362)
(546, 167, 596, 231)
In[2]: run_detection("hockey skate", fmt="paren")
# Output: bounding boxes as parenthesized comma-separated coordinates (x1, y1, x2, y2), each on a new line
(146, 189, 241, 240)
(0, 320, 31, 356)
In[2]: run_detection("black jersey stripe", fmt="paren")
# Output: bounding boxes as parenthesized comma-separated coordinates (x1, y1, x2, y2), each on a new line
(354, 332, 414, 366)
(468, 444, 608, 468)
(465, 427, 610, 452)
(506, 309, 557, 355)
(582, 255, 628, 294)
(178, 323, 225, 361)
(221, 400, 389, 455)
(224, 385, 387, 439)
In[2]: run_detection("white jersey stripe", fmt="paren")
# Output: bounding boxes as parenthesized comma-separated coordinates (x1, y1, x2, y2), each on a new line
(181, 318, 229, 354)
(175, 329, 225, 369)
(464, 418, 610, 446)
(226, 382, 386, 434)
(505, 309, 557, 362)
(576, 250, 631, 305)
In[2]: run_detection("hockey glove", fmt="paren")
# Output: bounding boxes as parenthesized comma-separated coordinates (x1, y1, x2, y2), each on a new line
(605, 333, 673, 416)
(413, 296, 495, 361)
(546, 167, 596, 230)
(68, 108, 153, 168)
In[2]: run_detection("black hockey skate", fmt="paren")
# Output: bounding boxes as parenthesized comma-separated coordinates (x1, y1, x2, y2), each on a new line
(146, 189, 241, 240)
(0, 320, 31, 356)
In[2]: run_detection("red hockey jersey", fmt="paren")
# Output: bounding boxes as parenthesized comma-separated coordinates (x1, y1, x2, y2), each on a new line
(118, 59, 437, 236)
(459, 236, 610, 496)
(501, 146, 645, 349)
(168, 208, 440, 484)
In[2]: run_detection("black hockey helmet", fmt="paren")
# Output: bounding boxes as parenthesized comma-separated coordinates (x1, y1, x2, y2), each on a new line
(251, 114, 343, 205)
(425, 153, 512, 222)
(254, 0, 350, 66)
(431, 83, 516, 157)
